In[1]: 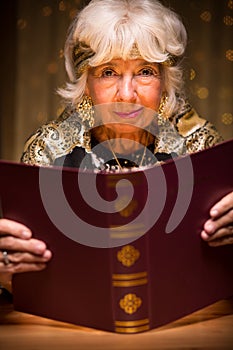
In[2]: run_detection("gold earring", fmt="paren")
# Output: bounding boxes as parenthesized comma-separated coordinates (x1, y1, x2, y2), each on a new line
(158, 92, 168, 119)
(76, 95, 94, 127)
(76, 95, 94, 152)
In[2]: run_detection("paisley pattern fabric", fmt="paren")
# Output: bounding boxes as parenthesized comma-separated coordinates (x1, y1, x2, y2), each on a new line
(21, 101, 223, 169)
(21, 107, 88, 166)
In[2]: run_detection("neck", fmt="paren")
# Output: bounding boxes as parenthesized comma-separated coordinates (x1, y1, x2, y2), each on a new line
(91, 125, 155, 155)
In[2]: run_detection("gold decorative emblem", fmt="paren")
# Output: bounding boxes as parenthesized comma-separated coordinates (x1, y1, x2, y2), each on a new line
(119, 293, 142, 314)
(117, 245, 140, 267)
(114, 195, 138, 217)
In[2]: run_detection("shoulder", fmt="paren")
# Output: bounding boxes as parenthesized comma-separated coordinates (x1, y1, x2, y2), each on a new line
(21, 107, 86, 166)
(175, 105, 223, 153)
(156, 101, 223, 156)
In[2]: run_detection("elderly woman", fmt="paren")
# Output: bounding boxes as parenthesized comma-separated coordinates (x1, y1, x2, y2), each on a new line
(0, 0, 233, 293)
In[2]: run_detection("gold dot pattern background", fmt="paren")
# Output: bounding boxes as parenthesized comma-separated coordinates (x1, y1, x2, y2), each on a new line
(0, 0, 232, 161)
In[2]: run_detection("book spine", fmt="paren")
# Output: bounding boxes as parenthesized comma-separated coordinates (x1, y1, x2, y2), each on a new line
(110, 237, 150, 334)
(106, 172, 151, 334)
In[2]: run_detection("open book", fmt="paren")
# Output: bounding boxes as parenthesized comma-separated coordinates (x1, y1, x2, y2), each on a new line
(0, 139, 233, 334)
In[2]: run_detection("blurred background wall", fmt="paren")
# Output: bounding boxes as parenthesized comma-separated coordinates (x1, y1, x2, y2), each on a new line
(0, 0, 232, 161)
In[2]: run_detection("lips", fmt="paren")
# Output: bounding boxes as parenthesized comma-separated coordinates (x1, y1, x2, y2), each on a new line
(113, 107, 144, 119)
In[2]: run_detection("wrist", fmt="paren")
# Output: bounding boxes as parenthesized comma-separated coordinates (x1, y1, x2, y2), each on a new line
(0, 279, 12, 293)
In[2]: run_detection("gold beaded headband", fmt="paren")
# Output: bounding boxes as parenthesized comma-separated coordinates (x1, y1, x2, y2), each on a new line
(72, 41, 95, 78)
(128, 43, 179, 66)
(72, 41, 179, 78)
(162, 54, 179, 67)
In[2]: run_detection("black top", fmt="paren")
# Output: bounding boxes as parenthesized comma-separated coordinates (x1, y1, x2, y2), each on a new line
(54, 138, 177, 171)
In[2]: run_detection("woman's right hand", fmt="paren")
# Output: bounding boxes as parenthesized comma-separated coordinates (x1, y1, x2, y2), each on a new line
(0, 219, 52, 292)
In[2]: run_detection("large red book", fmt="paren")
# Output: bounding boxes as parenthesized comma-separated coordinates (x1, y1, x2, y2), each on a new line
(0, 139, 233, 334)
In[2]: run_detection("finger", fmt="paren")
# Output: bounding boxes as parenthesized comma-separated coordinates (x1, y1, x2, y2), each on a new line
(1, 249, 52, 264)
(0, 251, 52, 286)
(202, 225, 233, 241)
(210, 191, 233, 218)
(207, 234, 233, 247)
(0, 219, 31, 239)
(0, 262, 47, 275)
(203, 209, 233, 235)
(0, 236, 48, 255)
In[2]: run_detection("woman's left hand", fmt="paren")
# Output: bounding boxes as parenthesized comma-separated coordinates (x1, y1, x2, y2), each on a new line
(201, 191, 233, 247)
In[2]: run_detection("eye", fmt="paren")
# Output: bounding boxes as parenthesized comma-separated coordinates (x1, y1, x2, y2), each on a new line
(102, 68, 117, 77)
(139, 68, 154, 76)
(138, 67, 160, 77)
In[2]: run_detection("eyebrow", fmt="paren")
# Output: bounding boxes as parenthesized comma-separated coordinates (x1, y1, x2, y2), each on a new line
(137, 61, 159, 67)
(92, 62, 116, 70)
(93, 60, 160, 70)
(136, 61, 161, 73)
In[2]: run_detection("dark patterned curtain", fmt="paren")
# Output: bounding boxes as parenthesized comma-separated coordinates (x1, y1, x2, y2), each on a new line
(0, 0, 232, 161)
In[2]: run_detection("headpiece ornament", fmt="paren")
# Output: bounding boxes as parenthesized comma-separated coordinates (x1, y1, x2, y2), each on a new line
(72, 41, 179, 78)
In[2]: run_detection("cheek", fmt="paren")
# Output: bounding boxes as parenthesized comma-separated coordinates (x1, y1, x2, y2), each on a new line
(139, 83, 163, 111)
(91, 90, 112, 106)
(152, 93, 162, 111)
(93, 94, 110, 105)
(85, 81, 113, 105)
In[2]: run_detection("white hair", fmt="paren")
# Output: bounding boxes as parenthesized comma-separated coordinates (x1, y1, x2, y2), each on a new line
(58, 0, 187, 117)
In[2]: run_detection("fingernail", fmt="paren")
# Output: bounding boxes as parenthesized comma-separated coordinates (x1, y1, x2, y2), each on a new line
(205, 222, 214, 233)
(44, 250, 52, 259)
(201, 230, 209, 240)
(22, 230, 31, 238)
(210, 209, 218, 217)
(36, 243, 45, 254)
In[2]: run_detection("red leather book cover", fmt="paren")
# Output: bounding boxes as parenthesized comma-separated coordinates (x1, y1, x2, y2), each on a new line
(0, 139, 233, 333)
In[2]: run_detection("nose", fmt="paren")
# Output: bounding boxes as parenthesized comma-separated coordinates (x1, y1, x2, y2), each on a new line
(116, 75, 137, 103)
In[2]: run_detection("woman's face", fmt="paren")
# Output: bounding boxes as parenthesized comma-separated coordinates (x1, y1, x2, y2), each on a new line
(85, 58, 163, 135)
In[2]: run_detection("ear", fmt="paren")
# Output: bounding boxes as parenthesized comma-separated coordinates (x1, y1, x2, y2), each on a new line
(84, 84, 90, 96)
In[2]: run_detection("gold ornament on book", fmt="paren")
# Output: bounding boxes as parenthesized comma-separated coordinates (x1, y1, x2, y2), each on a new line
(117, 245, 140, 267)
(119, 293, 142, 314)
(114, 196, 138, 218)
